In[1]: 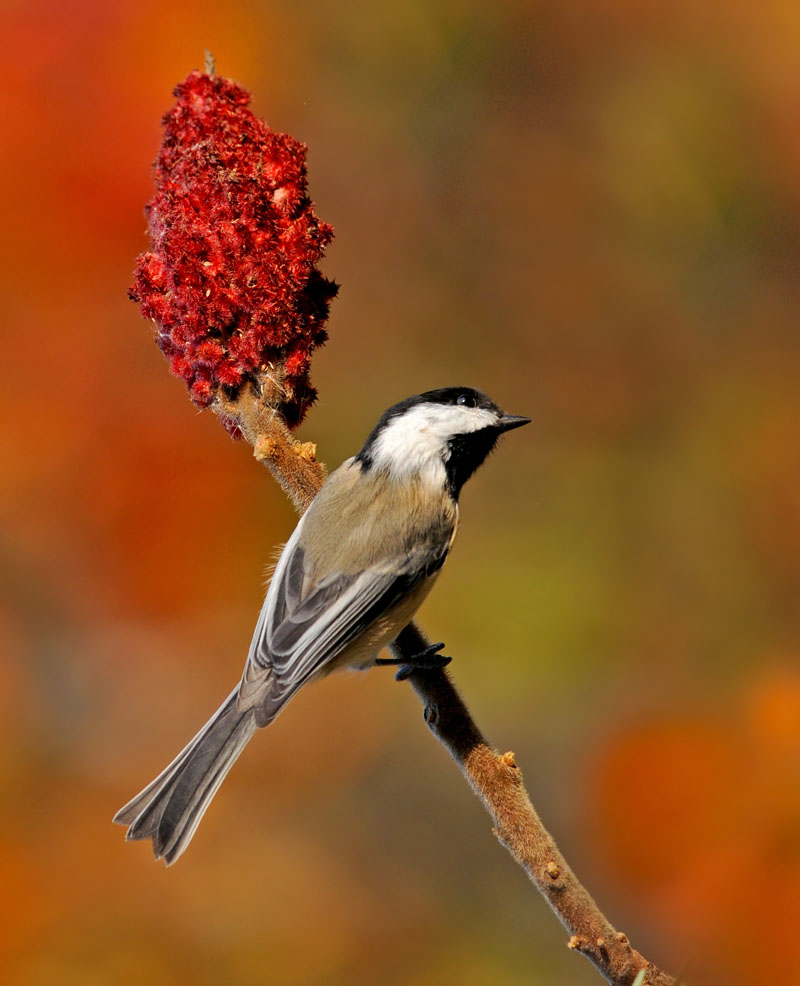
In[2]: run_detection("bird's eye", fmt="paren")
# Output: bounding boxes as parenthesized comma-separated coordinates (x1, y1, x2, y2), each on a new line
(456, 394, 474, 407)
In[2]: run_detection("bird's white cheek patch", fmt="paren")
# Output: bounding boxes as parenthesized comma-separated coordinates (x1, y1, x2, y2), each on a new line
(370, 404, 500, 482)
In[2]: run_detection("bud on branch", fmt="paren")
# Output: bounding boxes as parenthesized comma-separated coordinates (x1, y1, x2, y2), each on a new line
(130, 69, 338, 433)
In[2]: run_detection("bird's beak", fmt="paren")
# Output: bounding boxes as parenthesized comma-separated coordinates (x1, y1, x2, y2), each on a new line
(498, 414, 531, 433)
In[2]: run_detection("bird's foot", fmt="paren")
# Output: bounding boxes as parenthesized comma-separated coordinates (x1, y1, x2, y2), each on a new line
(375, 642, 452, 681)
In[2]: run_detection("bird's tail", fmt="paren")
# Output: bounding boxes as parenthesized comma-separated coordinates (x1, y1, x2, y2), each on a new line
(113, 687, 259, 865)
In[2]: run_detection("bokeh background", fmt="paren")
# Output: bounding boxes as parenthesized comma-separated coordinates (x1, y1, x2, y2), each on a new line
(2, 1, 799, 984)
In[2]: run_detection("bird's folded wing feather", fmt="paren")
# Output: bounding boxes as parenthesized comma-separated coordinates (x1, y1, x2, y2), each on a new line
(238, 516, 425, 716)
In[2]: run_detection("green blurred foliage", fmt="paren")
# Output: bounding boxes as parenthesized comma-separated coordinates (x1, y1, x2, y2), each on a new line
(1, 1, 799, 984)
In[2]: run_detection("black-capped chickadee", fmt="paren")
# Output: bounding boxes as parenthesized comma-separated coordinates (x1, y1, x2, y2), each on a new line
(114, 387, 529, 863)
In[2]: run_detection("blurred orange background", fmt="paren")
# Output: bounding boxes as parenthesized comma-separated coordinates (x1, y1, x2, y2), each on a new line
(1, 1, 799, 984)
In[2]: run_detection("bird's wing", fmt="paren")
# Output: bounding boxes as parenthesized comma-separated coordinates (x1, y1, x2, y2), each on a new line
(237, 515, 428, 722)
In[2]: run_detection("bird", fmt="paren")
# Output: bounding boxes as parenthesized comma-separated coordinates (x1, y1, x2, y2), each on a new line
(113, 386, 529, 864)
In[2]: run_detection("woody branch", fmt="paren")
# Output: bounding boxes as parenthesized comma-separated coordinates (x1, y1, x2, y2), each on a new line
(222, 384, 676, 986)
(132, 65, 675, 986)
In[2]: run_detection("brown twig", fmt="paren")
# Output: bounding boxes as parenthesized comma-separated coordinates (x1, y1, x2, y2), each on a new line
(214, 383, 327, 514)
(223, 386, 675, 986)
(392, 626, 674, 986)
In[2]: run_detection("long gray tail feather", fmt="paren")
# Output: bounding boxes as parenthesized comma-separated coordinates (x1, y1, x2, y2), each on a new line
(113, 687, 258, 865)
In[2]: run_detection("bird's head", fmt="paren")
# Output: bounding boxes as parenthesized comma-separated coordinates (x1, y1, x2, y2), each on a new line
(356, 387, 530, 498)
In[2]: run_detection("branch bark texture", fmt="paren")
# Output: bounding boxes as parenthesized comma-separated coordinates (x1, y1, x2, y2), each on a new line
(220, 386, 675, 986)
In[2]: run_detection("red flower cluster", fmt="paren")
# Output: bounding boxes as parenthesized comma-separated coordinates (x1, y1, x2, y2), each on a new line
(130, 70, 337, 429)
